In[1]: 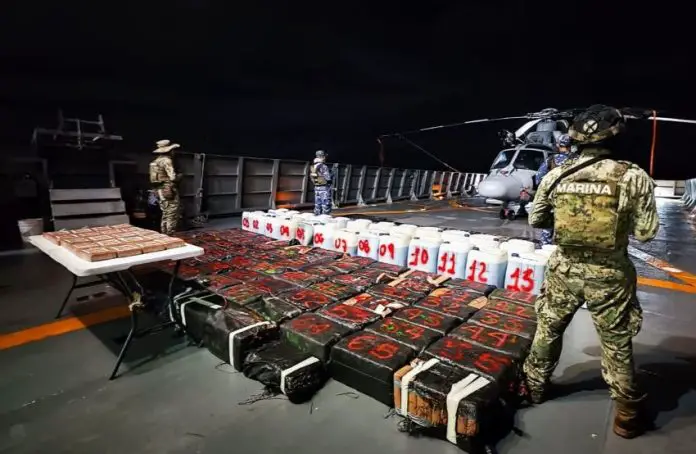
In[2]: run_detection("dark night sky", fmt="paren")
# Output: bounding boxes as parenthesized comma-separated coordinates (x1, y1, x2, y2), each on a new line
(1, 2, 695, 177)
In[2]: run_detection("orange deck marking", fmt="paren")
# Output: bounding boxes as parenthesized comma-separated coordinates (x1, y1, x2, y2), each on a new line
(0, 305, 130, 350)
(637, 277, 696, 294)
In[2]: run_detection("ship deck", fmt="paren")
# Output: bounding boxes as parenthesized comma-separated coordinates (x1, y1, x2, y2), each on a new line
(1, 197, 694, 454)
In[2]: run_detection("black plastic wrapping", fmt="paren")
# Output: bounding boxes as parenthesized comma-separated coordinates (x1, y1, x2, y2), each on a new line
(203, 307, 279, 371)
(368, 262, 408, 274)
(195, 261, 232, 276)
(487, 288, 538, 307)
(444, 279, 497, 296)
(393, 307, 460, 335)
(253, 261, 290, 277)
(468, 309, 537, 339)
(317, 303, 381, 330)
(274, 270, 325, 288)
(246, 296, 304, 324)
(218, 283, 269, 306)
(227, 256, 261, 269)
(281, 313, 352, 362)
(367, 284, 423, 305)
(281, 287, 334, 311)
(308, 281, 359, 301)
(351, 267, 398, 283)
(242, 341, 327, 404)
(366, 317, 442, 353)
(179, 292, 227, 342)
(486, 300, 537, 321)
(225, 268, 266, 282)
(328, 259, 365, 274)
(450, 324, 531, 360)
(396, 278, 434, 296)
(250, 277, 298, 296)
(415, 291, 481, 322)
(329, 273, 376, 292)
(200, 273, 243, 292)
(342, 293, 405, 316)
(302, 264, 343, 278)
(330, 331, 416, 405)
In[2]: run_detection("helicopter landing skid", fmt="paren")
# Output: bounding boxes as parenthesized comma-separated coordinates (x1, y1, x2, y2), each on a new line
(499, 201, 527, 221)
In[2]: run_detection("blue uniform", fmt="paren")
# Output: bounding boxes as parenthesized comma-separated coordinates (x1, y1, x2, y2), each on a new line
(313, 162, 332, 215)
(535, 152, 572, 245)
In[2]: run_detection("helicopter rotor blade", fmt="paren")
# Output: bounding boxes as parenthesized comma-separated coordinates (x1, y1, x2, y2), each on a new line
(379, 115, 530, 138)
(624, 115, 696, 125)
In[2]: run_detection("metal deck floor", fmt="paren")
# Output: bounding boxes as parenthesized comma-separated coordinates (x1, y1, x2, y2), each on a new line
(1, 198, 695, 454)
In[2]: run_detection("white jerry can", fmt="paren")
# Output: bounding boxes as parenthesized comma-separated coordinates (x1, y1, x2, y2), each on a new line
(345, 218, 372, 233)
(332, 217, 350, 229)
(276, 216, 299, 241)
(500, 239, 536, 258)
(267, 209, 288, 216)
(313, 223, 339, 251)
(317, 214, 335, 224)
(257, 213, 274, 235)
(264, 215, 283, 239)
(333, 229, 359, 256)
(241, 211, 253, 231)
(441, 230, 470, 243)
(465, 247, 508, 288)
(436, 239, 473, 279)
(537, 244, 558, 258)
(378, 233, 410, 266)
(390, 224, 418, 236)
(248, 211, 265, 234)
(469, 233, 499, 247)
(407, 236, 443, 273)
(296, 221, 319, 246)
(299, 213, 315, 220)
(357, 231, 383, 260)
(504, 252, 548, 295)
(370, 221, 396, 234)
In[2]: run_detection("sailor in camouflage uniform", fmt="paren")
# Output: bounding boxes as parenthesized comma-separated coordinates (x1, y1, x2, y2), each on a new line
(523, 105, 659, 439)
(534, 134, 575, 245)
(149, 139, 182, 235)
(311, 150, 333, 215)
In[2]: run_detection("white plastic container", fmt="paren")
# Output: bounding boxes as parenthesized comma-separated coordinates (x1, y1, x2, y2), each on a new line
(465, 247, 508, 288)
(299, 213, 315, 220)
(407, 236, 444, 273)
(333, 229, 360, 256)
(469, 233, 500, 249)
(332, 217, 350, 229)
(276, 216, 299, 241)
(378, 233, 410, 266)
(436, 239, 473, 278)
(296, 221, 319, 246)
(500, 239, 536, 258)
(504, 252, 549, 295)
(264, 215, 283, 239)
(241, 211, 253, 231)
(538, 244, 558, 258)
(345, 219, 372, 233)
(441, 230, 470, 243)
(313, 223, 340, 251)
(369, 222, 396, 234)
(390, 224, 418, 236)
(357, 231, 383, 260)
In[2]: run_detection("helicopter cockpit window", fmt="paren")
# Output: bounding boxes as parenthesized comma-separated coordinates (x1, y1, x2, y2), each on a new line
(491, 149, 515, 170)
(513, 149, 546, 171)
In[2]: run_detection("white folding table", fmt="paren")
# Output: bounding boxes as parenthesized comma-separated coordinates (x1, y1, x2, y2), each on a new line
(29, 235, 204, 379)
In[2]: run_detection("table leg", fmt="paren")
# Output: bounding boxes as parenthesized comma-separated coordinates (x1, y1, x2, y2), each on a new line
(168, 260, 182, 326)
(109, 304, 138, 380)
(55, 274, 78, 319)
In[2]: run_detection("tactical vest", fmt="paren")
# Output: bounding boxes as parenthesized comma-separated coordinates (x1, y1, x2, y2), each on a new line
(311, 163, 328, 186)
(149, 158, 171, 185)
(552, 160, 629, 250)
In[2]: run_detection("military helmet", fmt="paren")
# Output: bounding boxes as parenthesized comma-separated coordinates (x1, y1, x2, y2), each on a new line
(568, 105, 625, 144)
(557, 134, 571, 147)
(153, 139, 180, 154)
(315, 149, 327, 158)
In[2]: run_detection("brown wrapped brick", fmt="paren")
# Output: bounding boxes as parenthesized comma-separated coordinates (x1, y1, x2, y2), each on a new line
(97, 239, 123, 247)
(76, 247, 117, 262)
(69, 242, 98, 251)
(108, 244, 142, 258)
(42, 232, 61, 245)
(121, 236, 147, 243)
(158, 237, 186, 249)
(139, 241, 166, 253)
(85, 234, 113, 242)
(111, 223, 132, 229)
(60, 236, 92, 246)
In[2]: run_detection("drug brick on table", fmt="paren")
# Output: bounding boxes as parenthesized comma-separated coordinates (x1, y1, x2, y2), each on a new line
(366, 317, 442, 353)
(367, 283, 423, 305)
(487, 288, 538, 307)
(308, 281, 359, 302)
(468, 309, 537, 339)
(317, 302, 381, 330)
(281, 313, 353, 362)
(281, 287, 334, 311)
(393, 307, 460, 336)
(330, 331, 416, 405)
(449, 323, 531, 360)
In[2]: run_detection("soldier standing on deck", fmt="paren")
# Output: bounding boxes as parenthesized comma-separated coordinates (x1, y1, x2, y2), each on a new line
(310, 149, 332, 215)
(523, 105, 659, 439)
(534, 134, 575, 245)
(149, 139, 182, 235)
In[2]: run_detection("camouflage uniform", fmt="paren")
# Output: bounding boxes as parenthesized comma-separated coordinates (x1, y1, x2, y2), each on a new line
(311, 160, 332, 215)
(150, 154, 180, 235)
(524, 148, 659, 406)
(534, 152, 574, 245)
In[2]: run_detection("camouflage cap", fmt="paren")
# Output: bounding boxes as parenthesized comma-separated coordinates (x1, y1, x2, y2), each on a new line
(568, 105, 625, 144)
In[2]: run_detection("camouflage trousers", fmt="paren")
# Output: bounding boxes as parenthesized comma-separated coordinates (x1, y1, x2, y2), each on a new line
(314, 186, 332, 215)
(158, 194, 180, 235)
(523, 257, 644, 403)
(539, 228, 554, 246)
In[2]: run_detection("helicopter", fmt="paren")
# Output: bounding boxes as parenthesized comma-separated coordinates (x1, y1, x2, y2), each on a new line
(379, 107, 696, 220)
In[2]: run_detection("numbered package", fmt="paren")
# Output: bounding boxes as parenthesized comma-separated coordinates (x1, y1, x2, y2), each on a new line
(468, 309, 537, 339)
(200, 273, 244, 292)
(329, 273, 376, 292)
(485, 299, 537, 321)
(177, 291, 226, 342)
(218, 283, 269, 306)
(280, 313, 352, 362)
(274, 270, 326, 288)
(342, 293, 406, 317)
(394, 277, 434, 296)
(449, 323, 531, 360)
(366, 317, 442, 353)
(225, 268, 266, 283)
(415, 288, 484, 321)
(195, 261, 232, 276)
(203, 306, 279, 371)
(330, 331, 416, 405)
(242, 341, 327, 404)
(393, 307, 460, 336)
(249, 277, 298, 296)
(302, 264, 343, 278)
(367, 261, 408, 275)
(281, 287, 334, 311)
(251, 261, 289, 277)
(246, 296, 305, 324)
(487, 288, 538, 307)
(393, 359, 501, 442)
(329, 259, 366, 274)
(308, 281, 359, 302)
(367, 283, 423, 306)
(317, 302, 381, 330)
(351, 267, 398, 283)
(443, 278, 497, 296)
